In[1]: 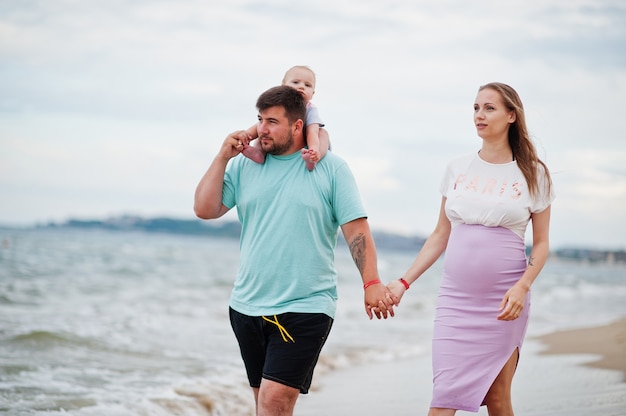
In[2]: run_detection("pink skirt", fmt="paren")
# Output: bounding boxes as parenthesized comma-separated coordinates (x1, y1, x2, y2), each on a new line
(431, 224, 530, 412)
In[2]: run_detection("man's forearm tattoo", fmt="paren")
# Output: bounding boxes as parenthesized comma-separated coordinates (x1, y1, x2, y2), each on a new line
(349, 233, 366, 273)
(528, 256, 535, 266)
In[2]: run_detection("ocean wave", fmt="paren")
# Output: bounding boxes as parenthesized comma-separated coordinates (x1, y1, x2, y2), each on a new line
(0, 293, 15, 304)
(315, 342, 429, 379)
(5, 330, 120, 355)
(9, 330, 88, 346)
(172, 380, 255, 416)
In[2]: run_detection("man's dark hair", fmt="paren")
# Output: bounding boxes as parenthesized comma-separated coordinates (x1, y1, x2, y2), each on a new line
(256, 85, 306, 124)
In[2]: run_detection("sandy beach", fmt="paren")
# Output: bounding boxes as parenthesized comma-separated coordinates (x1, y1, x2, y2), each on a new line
(297, 318, 626, 415)
(537, 318, 626, 381)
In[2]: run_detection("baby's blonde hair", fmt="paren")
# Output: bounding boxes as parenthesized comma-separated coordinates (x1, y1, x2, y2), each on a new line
(282, 65, 316, 85)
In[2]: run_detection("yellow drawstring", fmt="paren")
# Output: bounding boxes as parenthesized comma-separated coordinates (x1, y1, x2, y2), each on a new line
(262, 315, 295, 343)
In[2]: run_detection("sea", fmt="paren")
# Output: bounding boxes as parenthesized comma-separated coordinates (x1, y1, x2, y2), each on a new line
(1, 227, 625, 416)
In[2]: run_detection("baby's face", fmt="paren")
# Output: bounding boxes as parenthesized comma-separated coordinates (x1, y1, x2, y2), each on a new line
(282, 68, 316, 102)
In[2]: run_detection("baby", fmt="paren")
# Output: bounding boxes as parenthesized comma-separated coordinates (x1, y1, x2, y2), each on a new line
(242, 65, 329, 171)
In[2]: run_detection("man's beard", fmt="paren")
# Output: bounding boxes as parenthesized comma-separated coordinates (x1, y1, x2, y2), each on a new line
(260, 132, 294, 155)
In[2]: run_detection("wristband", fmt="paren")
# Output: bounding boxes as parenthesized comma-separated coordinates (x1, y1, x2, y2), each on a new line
(399, 278, 410, 290)
(363, 279, 381, 290)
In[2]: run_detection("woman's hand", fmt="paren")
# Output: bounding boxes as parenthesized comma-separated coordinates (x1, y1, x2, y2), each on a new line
(497, 281, 529, 321)
(386, 279, 407, 306)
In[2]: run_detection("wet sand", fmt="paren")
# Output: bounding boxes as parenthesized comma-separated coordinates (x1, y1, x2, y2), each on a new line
(537, 318, 626, 381)
(297, 318, 626, 415)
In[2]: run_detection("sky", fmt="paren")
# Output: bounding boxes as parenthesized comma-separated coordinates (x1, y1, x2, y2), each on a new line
(1, 0, 625, 250)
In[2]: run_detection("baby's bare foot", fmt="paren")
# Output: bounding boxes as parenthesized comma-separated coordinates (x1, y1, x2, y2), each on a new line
(301, 149, 317, 171)
(242, 145, 266, 164)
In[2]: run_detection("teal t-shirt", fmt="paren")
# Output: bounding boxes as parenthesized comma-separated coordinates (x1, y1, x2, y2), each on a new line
(222, 150, 367, 318)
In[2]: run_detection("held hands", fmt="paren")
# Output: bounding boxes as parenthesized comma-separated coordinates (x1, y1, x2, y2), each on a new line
(386, 279, 408, 305)
(364, 280, 401, 320)
(364, 278, 411, 320)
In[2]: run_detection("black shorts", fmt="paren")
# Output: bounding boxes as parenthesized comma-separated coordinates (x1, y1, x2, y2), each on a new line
(229, 307, 333, 394)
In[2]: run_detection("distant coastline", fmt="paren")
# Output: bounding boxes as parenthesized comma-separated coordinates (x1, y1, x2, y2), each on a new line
(1, 215, 624, 263)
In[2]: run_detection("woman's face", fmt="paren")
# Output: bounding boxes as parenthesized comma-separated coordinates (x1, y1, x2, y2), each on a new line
(473, 88, 516, 141)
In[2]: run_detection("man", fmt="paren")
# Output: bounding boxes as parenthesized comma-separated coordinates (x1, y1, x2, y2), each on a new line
(194, 85, 396, 416)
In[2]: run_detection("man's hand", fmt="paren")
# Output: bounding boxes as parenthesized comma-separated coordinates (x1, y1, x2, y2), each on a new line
(364, 282, 399, 320)
(220, 130, 250, 160)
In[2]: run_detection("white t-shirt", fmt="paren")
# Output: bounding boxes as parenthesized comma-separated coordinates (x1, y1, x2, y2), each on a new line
(440, 152, 554, 240)
(306, 101, 324, 127)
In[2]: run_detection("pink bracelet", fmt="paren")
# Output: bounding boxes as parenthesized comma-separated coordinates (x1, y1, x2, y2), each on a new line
(399, 278, 410, 290)
(363, 279, 381, 290)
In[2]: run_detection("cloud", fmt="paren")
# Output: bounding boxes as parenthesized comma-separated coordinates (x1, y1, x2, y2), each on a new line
(0, 0, 625, 248)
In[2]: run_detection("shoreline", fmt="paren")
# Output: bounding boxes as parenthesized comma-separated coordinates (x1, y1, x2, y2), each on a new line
(297, 318, 626, 415)
(535, 317, 626, 381)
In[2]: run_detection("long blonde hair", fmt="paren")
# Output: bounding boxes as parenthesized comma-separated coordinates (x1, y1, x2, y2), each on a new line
(479, 82, 552, 198)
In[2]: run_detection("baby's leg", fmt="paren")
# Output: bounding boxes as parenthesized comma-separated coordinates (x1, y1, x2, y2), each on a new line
(242, 139, 266, 164)
(318, 130, 330, 160)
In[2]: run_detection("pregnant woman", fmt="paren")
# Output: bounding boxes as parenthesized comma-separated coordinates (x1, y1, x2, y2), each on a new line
(388, 82, 554, 415)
